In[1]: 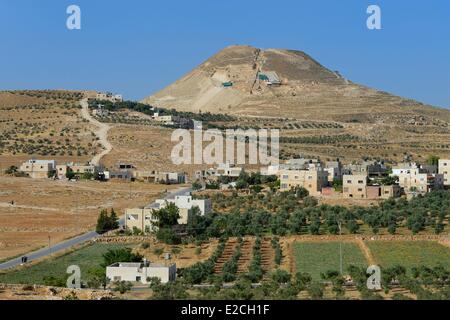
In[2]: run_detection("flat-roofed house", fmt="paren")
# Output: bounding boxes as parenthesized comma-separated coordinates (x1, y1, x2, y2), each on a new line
(125, 195, 212, 233)
(279, 166, 328, 195)
(134, 170, 187, 184)
(106, 261, 176, 284)
(125, 208, 156, 233)
(214, 163, 242, 178)
(397, 168, 443, 194)
(343, 174, 367, 199)
(154, 195, 212, 224)
(380, 185, 401, 199)
(67, 163, 97, 175)
(364, 184, 401, 200)
(19, 159, 55, 179)
(438, 159, 450, 187)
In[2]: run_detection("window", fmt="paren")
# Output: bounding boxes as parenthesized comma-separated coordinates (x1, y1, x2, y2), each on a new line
(358, 180, 364, 184)
(347, 180, 352, 184)
(136, 276, 141, 282)
(358, 188, 363, 192)
(282, 175, 289, 179)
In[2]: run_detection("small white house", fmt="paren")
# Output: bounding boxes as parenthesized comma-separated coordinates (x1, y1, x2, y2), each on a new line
(106, 261, 176, 284)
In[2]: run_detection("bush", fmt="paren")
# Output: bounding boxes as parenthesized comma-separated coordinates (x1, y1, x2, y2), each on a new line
(156, 227, 181, 245)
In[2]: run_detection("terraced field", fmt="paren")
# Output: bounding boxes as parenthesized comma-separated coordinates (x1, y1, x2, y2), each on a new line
(213, 237, 279, 277)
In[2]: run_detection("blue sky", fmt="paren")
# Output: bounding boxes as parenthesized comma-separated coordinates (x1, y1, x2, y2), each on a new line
(0, 0, 449, 108)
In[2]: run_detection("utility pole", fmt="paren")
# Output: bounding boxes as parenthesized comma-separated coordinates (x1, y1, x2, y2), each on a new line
(338, 220, 343, 276)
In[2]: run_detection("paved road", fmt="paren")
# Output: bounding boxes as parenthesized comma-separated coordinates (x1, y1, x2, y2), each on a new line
(0, 186, 191, 271)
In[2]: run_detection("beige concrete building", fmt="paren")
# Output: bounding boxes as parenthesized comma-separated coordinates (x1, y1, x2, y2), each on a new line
(365, 185, 401, 200)
(343, 174, 367, 199)
(55, 164, 68, 179)
(380, 185, 402, 199)
(397, 168, 444, 194)
(125, 195, 212, 232)
(438, 159, 450, 186)
(106, 261, 176, 284)
(134, 170, 187, 184)
(67, 163, 97, 175)
(279, 167, 328, 195)
(19, 159, 55, 179)
(125, 208, 156, 233)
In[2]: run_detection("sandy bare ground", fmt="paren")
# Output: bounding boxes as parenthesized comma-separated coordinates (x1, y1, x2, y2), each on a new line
(80, 98, 112, 166)
(0, 177, 173, 260)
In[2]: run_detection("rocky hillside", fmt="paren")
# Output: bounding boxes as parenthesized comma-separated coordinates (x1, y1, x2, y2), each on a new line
(143, 45, 450, 125)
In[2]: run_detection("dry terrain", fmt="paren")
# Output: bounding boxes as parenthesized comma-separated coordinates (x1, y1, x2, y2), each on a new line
(0, 176, 173, 260)
(0, 90, 102, 166)
(142, 45, 450, 164)
(134, 238, 219, 269)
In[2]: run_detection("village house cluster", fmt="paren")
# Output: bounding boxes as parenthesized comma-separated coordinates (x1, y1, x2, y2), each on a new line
(18, 159, 96, 179)
(17, 159, 187, 185)
(261, 158, 450, 200)
(90, 95, 195, 129)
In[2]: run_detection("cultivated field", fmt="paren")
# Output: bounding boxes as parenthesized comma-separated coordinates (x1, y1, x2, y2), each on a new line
(0, 176, 174, 261)
(366, 240, 450, 271)
(0, 243, 132, 285)
(0, 239, 218, 285)
(292, 242, 367, 280)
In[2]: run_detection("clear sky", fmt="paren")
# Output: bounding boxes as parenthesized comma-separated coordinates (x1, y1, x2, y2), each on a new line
(0, 0, 449, 108)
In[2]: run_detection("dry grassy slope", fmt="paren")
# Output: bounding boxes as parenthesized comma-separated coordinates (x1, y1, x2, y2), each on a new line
(0, 90, 101, 169)
(143, 45, 450, 123)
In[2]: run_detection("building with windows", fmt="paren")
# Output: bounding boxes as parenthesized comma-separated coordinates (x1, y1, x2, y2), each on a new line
(125, 194, 211, 232)
(396, 168, 443, 194)
(343, 174, 368, 199)
(19, 159, 56, 179)
(134, 170, 186, 184)
(279, 165, 328, 195)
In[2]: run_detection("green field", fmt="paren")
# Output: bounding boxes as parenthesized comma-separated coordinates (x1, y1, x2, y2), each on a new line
(366, 241, 450, 270)
(0, 243, 133, 285)
(293, 242, 367, 280)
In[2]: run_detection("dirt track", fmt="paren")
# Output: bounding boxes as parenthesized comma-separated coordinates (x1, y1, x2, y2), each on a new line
(80, 98, 112, 166)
